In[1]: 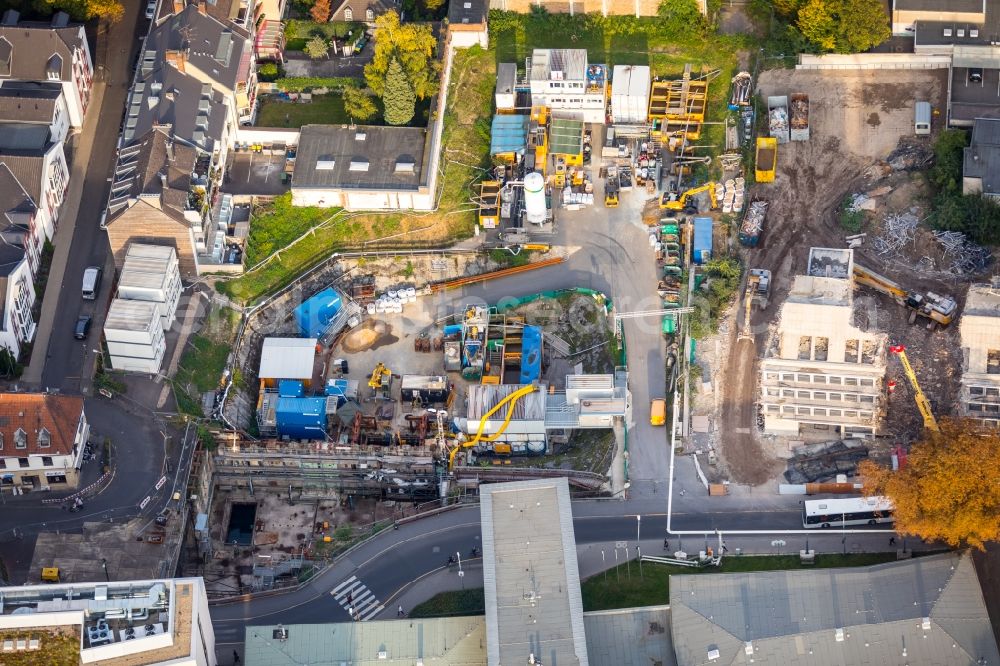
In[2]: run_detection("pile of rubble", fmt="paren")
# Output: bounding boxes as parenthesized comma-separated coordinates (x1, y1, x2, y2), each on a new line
(872, 212, 918, 257)
(933, 230, 993, 277)
(783, 439, 869, 484)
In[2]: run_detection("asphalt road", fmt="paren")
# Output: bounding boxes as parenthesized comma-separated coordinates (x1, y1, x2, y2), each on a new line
(29, 3, 146, 393)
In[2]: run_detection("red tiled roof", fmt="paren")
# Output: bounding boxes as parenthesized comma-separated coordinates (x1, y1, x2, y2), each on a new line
(0, 393, 83, 456)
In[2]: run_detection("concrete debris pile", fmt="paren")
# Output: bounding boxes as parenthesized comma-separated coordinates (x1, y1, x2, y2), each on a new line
(730, 71, 752, 108)
(847, 192, 878, 212)
(741, 200, 768, 237)
(872, 212, 918, 257)
(885, 140, 933, 171)
(933, 230, 993, 276)
(783, 439, 869, 484)
(769, 104, 789, 135)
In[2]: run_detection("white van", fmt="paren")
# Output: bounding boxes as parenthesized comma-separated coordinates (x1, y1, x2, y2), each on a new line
(82, 266, 102, 300)
(915, 101, 931, 135)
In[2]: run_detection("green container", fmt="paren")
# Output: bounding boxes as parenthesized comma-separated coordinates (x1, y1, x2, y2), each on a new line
(661, 224, 680, 235)
(663, 317, 676, 335)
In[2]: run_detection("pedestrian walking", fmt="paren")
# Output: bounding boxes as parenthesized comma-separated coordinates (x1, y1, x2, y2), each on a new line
(721, 542, 729, 554)
(889, 536, 896, 546)
(398, 605, 405, 617)
(663, 538, 669, 550)
(233, 650, 241, 664)
(347, 592, 353, 604)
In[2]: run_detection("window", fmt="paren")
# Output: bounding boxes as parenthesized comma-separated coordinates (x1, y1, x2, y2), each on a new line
(797, 391, 810, 399)
(766, 373, 779, 381)
(796, 374, 809, 383)
(0, 459, 5, 469)
(782, 389, 795, 398)
(860, 378, 875, 387)
(41, 456, 53, 467)
(844, 378, 858, 386)
(766, 388, 779, 397)
(814, 408, 827, 416)
(781, 373, 794, 382)
(829, 409, 842, 417)
(861, 341, 878, 364)
(782, 406, 795, 414)
(814, 392, 826, 401)
(830, 394, 842, 401)
(987, 388, 1000, 398)
(14, 429, 26, 449)
(767, 405, 779, 413)
(366, 8, 374, 20)
(989, 350, 1000, 374)
(798, 336, 812, 360)
(845, 339, 859, 364)
(829, 376, 842, 385)
(860, 395, 875, 404)
(38, 428, 50, 448)
(844, 410, 858, 418)
(344, 7, 353, 20)
(814, 337, 829, 361)
(17, 458, 28, 468)
(797, 407, 810, 415)
(814, 375, 827, 384)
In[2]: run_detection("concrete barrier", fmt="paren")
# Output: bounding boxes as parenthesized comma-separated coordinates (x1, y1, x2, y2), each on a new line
(797, 53, 952, 70)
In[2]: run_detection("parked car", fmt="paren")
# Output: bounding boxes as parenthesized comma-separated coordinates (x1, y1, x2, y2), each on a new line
(969, 67, 984, 84)
(74, 316, 92, 340)
(145, 0, 157, 19)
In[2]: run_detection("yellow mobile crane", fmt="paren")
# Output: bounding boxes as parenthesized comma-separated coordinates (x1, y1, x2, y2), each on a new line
(448, 384, 536, 470)
(659, 182, 719, 211)
(889, 345, 939, 432)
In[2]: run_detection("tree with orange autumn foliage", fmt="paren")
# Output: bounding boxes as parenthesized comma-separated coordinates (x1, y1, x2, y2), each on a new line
(859, 418, 1000, 549)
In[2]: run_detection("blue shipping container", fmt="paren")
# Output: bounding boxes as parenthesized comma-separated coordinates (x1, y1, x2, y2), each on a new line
(519, 326, 542, 384)
(275, 396, 327, 440)
(278, 379, 304, 398)
(693, 217, 713, 265)
(294, 288, 343, 338)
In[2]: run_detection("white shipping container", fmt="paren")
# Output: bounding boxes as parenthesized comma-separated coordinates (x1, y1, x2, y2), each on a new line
(611, 65, 650, 124)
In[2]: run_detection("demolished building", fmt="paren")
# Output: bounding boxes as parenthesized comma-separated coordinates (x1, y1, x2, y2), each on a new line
(760, 248, 887, 438)
(958, 280, 1000, 428)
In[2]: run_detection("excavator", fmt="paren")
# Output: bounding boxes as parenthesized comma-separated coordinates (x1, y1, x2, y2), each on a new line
(737, 269, 771, 343)
(889, 345, 939, 432)
(368, 362, 391, 392)
(447, 384, 536, 470)
(659, 182, 719, 212)
(852, 263, 957, 329)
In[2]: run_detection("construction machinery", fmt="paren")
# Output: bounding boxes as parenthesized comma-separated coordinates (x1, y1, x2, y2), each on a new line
(852, 263, 958, 328)
(737, 269, 771, 342)
(447, 384, 537, 469)
(368, 362, 391, 391)
(659, 181, 718, 211)
(889, 345, 939, 432)
(754, 137, 777, 183)
(604, 169, 620, 207)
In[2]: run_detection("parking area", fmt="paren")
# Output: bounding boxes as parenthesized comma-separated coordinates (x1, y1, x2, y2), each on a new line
(951, 66, 1000, 124)
(222, 151, 291, 196)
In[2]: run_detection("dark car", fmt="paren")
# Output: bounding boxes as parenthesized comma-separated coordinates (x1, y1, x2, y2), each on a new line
(969, 67, 984, 84)
(74, 316, 91, 340)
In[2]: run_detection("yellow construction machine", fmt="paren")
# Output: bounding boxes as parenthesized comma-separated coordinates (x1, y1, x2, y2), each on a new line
(853, 263, 958, 329)
(889, 345, 939, 432)
(659, 182, 718, 211)
(447, 384, 536, 470)
(737, 269, 771, 343)
(368, 362, 391, 390)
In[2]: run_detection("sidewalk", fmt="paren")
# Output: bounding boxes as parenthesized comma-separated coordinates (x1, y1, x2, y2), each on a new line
(22, 79, 109, 389)
(376, 561, 485, 620)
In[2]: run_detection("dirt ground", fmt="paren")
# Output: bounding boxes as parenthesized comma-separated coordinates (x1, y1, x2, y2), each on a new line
(715, 67, 956, 485)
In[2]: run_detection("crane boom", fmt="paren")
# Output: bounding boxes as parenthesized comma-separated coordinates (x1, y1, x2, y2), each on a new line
(890, 345, 939, 432)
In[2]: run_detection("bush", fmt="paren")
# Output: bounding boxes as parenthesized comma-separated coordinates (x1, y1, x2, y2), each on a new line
(839, 195, 865, 233)
(273, 76, 357, 92)
(258, 62, 281, 81)
(929, 129, 970, 197)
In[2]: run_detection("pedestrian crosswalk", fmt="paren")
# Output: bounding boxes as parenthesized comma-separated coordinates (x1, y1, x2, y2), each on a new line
(330, 576, 384, 621)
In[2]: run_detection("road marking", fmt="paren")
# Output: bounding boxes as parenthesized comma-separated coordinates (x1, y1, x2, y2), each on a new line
(330, 578, 382, 621)
(330, 576, 357, 596)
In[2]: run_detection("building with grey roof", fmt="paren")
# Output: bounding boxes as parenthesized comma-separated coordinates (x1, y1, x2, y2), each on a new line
(448, 0, 489, 48)
(963, 117, 1000, 198)
(0, 136, 68, 245)
(0, 81, 69, 143)
(670, 551, 1000, 666)
(0, 10, 93, 128)
(104, 298, 167, 374)
(291, 124, 435, 211)
(527, 49, 607, 123)
(481, 478, 588, 666)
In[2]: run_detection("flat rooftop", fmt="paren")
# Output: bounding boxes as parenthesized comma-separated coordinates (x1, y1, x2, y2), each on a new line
(807, 247, 853, 279)
(965, 282, 1000, 316)
(787, 275, 852, 306)
(105, 298, 159, 331)
(481, 478, 588, 666)
(292, 124, 429, 191)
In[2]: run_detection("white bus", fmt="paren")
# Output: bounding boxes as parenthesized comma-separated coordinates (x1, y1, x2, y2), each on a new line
(802, 496, 894, 529)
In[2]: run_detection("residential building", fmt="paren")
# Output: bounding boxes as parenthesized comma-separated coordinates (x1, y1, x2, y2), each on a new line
(253, 0, 287, 61)
(958, 281, 1000, 427)
(0, 243, 35, 358)
(103, 299, 167, 374)
(0, 162, 44, 277)
(0, 10, 93, 129)
(670, 552, 999, 666)
(329, 0, 400, 24)
(963, 117, 1000, 198)
(117, 243, 183, 330)
(0, 576, 216, 665)
(891, 0, 987, 37)
(104, 128, 204, 278)
(291, 124, 435, 210)
(0, 81, 70, 144)
(527, 49, 607, 124)
(0, 393, 88, 490)
(0, 125, 69, 244)
(760, 248, 887, 437)
(448, 0, 489, 48)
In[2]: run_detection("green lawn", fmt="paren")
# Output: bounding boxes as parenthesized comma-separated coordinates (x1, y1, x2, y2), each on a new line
(256, 94, 353, 127)
(410, 589, 486, 618)
(217, 45, 493, 304)
(407, 553, 909, 617)
(172, 307, 239, 416)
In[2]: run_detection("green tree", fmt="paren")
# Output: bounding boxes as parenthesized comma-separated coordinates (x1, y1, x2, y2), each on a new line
(796, 0, 889, 53)
(258, 62, 281, 81)
(382, 57, 416, 126)
(656, 0, 707, 36)
(929, 129, 969, 196)
(364, 11, 439, 100)
(342, 85, 379, 122)
(304, 35, 330, 59)
(34, 0, 123, 21)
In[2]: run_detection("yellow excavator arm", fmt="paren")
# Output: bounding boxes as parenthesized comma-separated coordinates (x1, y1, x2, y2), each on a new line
(448, 384, 537, 470)
(890, 345, 939, 432)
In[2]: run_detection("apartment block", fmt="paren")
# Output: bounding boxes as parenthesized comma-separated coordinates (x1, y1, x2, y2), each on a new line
(0, 393, 87, 490)
(0, 577, 215, 665)
(104, 299, 167, 374)
(527, 49, 607, 124)
(958, 281, 1000, 428)
(117, 243, 182, 330)
(760, 248, 887, 438)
